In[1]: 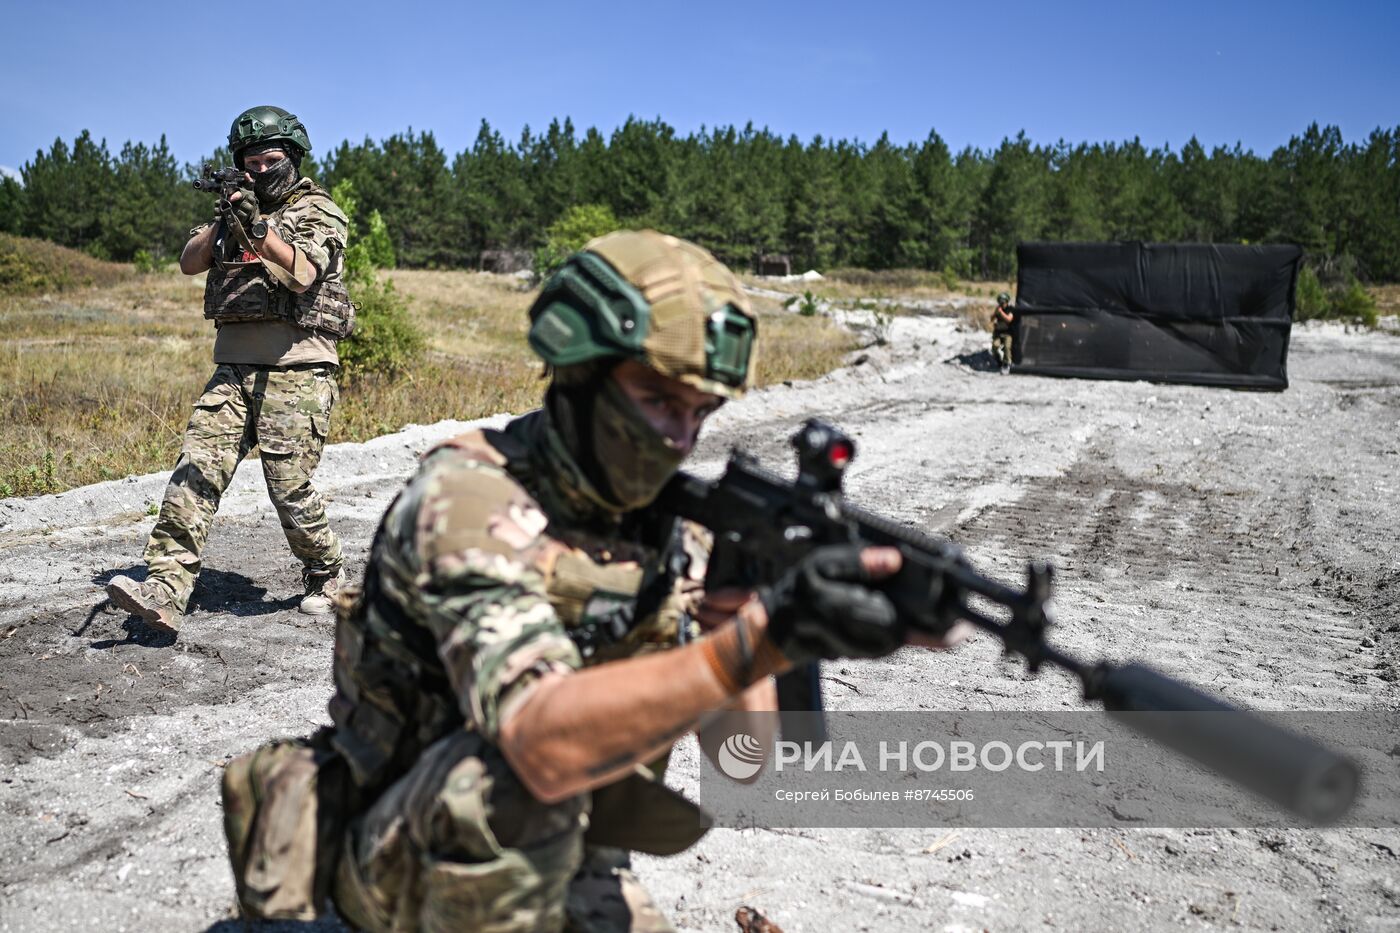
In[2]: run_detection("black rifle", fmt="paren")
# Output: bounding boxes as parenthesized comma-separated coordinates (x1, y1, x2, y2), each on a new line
(659, 419, 1359, 823)
(193, 163, 267, 240)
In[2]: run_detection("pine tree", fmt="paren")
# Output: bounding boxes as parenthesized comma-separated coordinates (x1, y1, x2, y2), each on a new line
(23, 132, 113, 253)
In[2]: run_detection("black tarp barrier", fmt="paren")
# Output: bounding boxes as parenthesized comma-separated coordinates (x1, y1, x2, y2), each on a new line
(1011, 242, 1302, 389)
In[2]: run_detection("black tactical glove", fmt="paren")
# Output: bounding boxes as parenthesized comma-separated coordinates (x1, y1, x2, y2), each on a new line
(759, 544, 904, 662)
(225, 187, 261, 233)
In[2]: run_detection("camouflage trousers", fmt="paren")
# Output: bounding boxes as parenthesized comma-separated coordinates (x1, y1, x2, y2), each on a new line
(144, 363, 342, 611)
(332, 731, 675, 933)
(991, 332, 1014, 368)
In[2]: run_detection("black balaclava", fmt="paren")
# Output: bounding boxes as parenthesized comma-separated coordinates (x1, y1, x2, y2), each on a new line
(243, 143, 300, 205)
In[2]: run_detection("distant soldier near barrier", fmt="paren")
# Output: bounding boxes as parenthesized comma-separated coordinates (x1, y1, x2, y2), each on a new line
(219, 230, 955, 930)
(991, 290, 1015, 373)
(106, 105, 355, 635)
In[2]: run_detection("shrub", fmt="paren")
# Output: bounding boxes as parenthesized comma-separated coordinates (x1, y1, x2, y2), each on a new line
(533, 204, 621, 278)
(1295, 265, 1379, 327)
(328, 180, 425, 381)
(1332, 280, 1379, 327)
(1295, 266, 1328, 320)
(0, 450, 61, 498)
(133, 249, 156, 274)
(940, 264, 959, 291)
(869, 306, 894, 346)
(338, 275, 424, 380)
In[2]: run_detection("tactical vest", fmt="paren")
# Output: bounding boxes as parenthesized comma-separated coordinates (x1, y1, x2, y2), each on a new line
(328, 422, 699, 796)
(203, 183, 356, 339)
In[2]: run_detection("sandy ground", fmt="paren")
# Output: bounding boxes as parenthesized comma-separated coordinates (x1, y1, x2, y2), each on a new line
(1, 305, 1397, 932)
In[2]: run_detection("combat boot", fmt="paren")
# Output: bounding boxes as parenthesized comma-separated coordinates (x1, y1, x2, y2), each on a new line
(106, 575, 181, 635)
(300, 568, 344, 616)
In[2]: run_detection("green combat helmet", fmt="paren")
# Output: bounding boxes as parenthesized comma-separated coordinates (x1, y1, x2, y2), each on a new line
(997, 291, 1011, 306)
(228, 105, 312, 166)
(527, 230, 758, 399)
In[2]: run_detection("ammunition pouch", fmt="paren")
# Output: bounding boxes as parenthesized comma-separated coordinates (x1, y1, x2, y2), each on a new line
(204, 257, 289, 326)
(584, 764, 711, 856)
(221, 728, 351, 921)
(293, 267, 356, 339)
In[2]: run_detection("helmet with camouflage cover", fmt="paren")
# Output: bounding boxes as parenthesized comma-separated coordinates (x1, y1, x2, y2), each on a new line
(997, 291, 1011, 306)
(527, 230, 757, 399)
(228, 106, 312, 167)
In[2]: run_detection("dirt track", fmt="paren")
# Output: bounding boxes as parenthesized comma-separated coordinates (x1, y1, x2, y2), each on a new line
(1, 308, 1397, 931)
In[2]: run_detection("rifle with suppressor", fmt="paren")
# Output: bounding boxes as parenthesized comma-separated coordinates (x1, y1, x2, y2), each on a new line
(659, 419, 1358, 823)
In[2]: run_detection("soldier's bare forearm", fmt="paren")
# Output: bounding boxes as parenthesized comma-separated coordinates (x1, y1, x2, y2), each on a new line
(255, 230, 314, 292)
(696, 676, 779, 777)
(179, 225, 217, 275)
(499, 608, 789, 804)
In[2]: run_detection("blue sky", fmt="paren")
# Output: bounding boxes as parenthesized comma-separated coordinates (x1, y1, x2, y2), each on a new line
(2, 0, 1397, 174)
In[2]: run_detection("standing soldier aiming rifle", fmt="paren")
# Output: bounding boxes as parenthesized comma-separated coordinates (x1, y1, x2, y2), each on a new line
(106, 105, 355, 635)
(990, 290, 1015, 373)
(220, 230, 956, 931)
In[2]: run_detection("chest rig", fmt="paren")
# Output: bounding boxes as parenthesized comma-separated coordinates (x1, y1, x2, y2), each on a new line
(545, 511, 693, 660)
(328, 426, 697, 793)
(477, 424, 696, 658)
(202, 183, 356, 339)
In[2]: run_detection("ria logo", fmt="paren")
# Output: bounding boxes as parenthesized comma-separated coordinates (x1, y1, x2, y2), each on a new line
(717, 733, 765, 780)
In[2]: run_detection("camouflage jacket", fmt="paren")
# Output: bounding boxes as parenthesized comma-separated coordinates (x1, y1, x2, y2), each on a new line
(202, 177, 356, 339)
(328, 408, 709, 794)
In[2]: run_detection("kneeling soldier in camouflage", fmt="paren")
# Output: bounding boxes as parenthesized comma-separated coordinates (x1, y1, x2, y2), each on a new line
(106, 106, 354, 634)
(221, 231, 947, 931)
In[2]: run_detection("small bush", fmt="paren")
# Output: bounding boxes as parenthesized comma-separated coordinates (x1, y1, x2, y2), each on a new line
(0, 450, 61, 498)
(331, 179, 424, 380)
(869, 306, 894, 346)
(133, 249, 156, 274)
(1295, 266, 1328, 320)
(1333, 280, 1379, 327)
(339, 276, 424, 381)
(940, 264, 959, 291)
(1295, 265, 1379, 327)
(797, 290, 820, 316)
(533, 204, 622, 278)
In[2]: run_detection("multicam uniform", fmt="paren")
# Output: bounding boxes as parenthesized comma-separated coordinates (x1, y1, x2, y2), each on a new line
(326, 407, 707, 932)
(223, 229, 758, 931)
(990, 298, 1014, 369)
(145, 176, 353, 615)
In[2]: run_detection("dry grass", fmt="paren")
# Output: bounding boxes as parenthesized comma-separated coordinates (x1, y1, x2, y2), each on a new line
(0, 234, 134, 295)
(743, 269, 1005, 336)
(1, 273, 212, 497)
(13, 257, 1388, 500)
(1370, 284, 1400, 318)
(742, 268, 1014, 306)
(0, 268, 856, 498)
